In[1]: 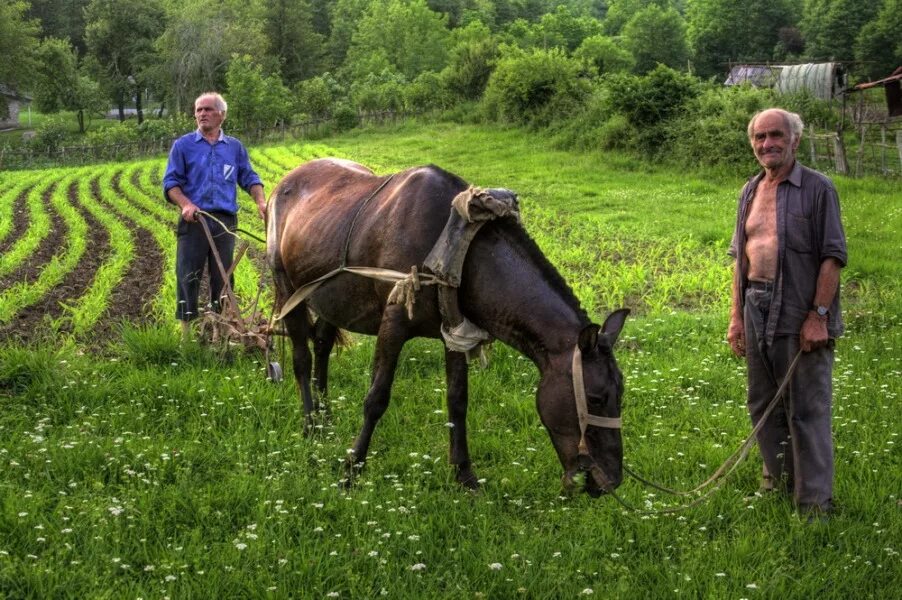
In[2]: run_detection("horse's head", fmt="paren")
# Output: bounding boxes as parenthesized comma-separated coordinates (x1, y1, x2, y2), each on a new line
(537, 309, 630, 497)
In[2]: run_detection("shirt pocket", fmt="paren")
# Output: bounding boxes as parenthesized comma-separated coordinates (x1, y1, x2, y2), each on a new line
(221, 163, 236, 183)
(785, 213, 812, 253)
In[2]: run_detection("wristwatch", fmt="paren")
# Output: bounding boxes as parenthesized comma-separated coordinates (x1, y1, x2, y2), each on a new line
(813, 305, 829, 318)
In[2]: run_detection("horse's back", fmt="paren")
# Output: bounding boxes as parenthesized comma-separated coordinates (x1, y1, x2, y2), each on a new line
(269, 158, 468, 332)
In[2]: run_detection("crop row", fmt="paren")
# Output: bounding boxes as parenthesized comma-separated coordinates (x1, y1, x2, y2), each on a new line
(0, 144, 327, 343)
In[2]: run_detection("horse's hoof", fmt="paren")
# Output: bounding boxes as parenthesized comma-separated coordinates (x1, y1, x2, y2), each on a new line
(456, 469, 480, 491)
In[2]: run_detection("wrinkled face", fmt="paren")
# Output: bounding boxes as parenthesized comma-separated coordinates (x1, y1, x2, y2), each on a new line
(751, 110, 799, 172)
(538, 343, 625, 497)
(194, 96, 225, 135)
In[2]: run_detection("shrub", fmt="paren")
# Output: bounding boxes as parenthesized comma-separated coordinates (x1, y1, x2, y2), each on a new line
(481, 47, 593, 128)
(28, 115, 72, 152)
(604, 65, 700, 153)
(136, 116, 193, 142)
(295, 75, 339, 120)
(84, 122, 139, 146)
(350, 70, 407, 113)
(332, 104, 359, 132)
(404, 71, 453, 112)
(663, 84, 774, 171)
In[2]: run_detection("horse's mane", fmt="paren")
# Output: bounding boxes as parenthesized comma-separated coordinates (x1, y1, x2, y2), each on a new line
(492, 218, 591, 325)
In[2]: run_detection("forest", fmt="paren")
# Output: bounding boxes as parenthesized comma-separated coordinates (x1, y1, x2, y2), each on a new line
(1, 0, 900, 172)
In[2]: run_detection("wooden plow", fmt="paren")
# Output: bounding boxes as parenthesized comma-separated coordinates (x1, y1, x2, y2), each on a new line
(196, 214, 283, 381)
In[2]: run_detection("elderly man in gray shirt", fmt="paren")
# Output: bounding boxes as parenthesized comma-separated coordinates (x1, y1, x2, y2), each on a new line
(727, 108, 847, 520)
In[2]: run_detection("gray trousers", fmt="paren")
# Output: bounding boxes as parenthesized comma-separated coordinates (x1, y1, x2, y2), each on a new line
(175, 213, 237, 321)
(744, 284, 835, 509)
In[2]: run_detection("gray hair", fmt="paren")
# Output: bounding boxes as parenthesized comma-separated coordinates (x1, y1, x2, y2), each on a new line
(747, 108, 804, 144)
(195, 92, 228, 113)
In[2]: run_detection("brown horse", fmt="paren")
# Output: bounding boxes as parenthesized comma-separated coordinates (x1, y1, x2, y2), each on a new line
(267, 158, 629, 496)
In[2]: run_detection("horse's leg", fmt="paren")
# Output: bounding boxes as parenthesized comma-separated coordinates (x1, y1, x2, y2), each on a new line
(312, 317, 338, 411)
(445, 348, 478, 489)
(345, 306, 408, 480)
(282, 302, 317, 434)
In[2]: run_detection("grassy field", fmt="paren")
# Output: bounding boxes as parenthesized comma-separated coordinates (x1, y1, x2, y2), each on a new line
(1, 121, 899, 598)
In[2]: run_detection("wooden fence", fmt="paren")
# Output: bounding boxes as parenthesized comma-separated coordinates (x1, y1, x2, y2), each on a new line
(0, 111, 409, 171)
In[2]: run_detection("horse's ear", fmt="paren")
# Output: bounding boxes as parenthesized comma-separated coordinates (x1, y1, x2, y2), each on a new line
(578, 324, 600, 352)
(600, 308, 630, 347)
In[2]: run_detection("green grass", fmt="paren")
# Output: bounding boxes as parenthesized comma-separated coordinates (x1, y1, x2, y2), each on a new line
(0, 122, 899, 599)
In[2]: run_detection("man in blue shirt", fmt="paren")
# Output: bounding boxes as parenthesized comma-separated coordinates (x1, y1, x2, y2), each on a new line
(163, 92, 266, 342)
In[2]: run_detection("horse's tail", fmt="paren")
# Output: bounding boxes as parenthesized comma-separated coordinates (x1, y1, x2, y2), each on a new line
(265, 191, 281, 274)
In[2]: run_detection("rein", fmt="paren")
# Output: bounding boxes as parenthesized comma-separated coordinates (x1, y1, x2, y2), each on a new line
(573, 347, 804, 514)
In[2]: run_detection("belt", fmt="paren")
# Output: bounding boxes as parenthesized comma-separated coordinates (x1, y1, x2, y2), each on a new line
(748, 279, 775, 292)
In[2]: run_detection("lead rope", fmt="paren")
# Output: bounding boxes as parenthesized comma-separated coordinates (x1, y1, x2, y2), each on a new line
(606, 349, 804, 514)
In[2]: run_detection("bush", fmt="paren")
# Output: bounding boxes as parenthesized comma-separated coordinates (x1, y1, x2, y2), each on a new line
(404, 71, 453, 112)
(136, 116, 193, 142)
(85, 122, 139, 146)
(481, 47, 593, 128)
(350, 70, 407, 113)
(332, 104, 359, 132)
(604, 65, 700, 153)
(28, 115, 72, 152)
(295, 75, 342, 120)
(663, 84, 774, 171)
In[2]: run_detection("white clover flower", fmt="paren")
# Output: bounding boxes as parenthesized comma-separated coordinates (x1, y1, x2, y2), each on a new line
(234, 542, 248, 550)
(746, 583, 758, 589)
(326, 593, 340, 598)
(581, 589, 594, 595)
(410, 563, 426, 571)
(489, 563, 503, 571)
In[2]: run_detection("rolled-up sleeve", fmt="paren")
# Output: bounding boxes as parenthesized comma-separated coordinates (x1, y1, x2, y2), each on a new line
(236, 144, 263, 193)
(817, 183, 847, 267)
(162, 140, 187, 203)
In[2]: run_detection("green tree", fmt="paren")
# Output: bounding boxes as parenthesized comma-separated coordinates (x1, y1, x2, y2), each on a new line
(622, 5, 689, 74)
(534, 4, 603, 52)
(225, 55, 292, 132)
(801, 0, 881, 62)
(573, 34, 635, 75)
(33, 37, 106, 132)
(263, 0, 326, 85)
(854, 0, 902, 80)
(441, 20, 499, 99)
(84, 0, 166, 123)
(344, 0, 450, 81)
(603, 0, 671, 35)
(0, 0, 41, 96)
(326, 0, 370, 70)
(686, 0, 798, 78)
(26, 0, 91, 52)
(156, 0, 268, 114)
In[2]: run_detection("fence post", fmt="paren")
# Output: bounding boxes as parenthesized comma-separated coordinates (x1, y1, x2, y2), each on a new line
(832, 132, 848, 175)
(808, 125, 817, 166)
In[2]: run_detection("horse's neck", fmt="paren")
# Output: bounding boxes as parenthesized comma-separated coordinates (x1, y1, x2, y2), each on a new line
(460, 220, 588, 371)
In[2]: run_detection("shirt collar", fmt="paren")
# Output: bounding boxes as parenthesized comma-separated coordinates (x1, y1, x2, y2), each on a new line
(751, 159, 803, 189)
(193, 129, 227, 143)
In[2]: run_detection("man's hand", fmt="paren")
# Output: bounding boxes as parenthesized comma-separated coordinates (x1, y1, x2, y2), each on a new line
(181, 201, 200, 222)
(727, 316, 746, 357)
(257, 199, 267, 221)
(800, 312, 828, 352)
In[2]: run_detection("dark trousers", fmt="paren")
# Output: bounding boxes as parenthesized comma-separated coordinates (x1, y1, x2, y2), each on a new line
(744, 284, 835, 509)
(175, 213, 237, 321)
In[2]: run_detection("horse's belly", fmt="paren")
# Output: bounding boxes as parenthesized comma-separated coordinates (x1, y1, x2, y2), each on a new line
(307, 276, 387, 335)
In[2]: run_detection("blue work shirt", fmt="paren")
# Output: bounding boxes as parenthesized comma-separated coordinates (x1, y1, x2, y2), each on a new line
(162, 129, 262, 214)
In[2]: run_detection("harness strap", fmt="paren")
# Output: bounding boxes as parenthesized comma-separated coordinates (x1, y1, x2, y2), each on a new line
(572, 345, 623, 443)
(273, 266, 447, 323)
